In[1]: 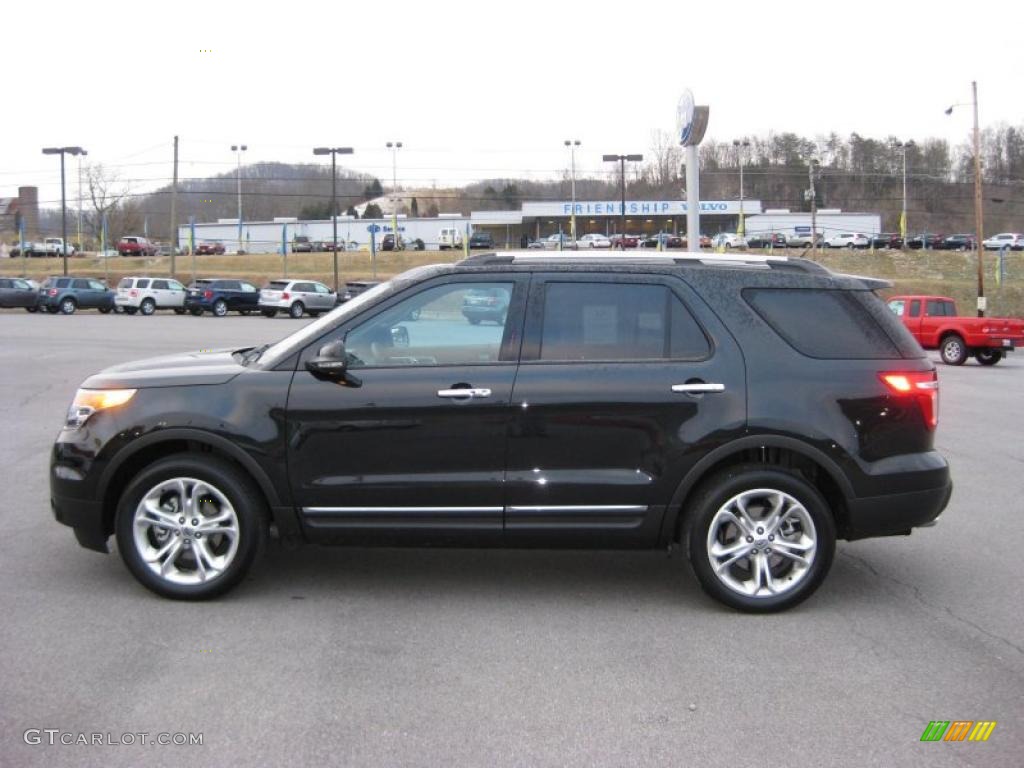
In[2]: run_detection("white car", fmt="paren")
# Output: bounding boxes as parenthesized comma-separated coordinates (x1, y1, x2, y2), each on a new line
(116, 276, 187, 315)
(824, 233, 870, 249)
(577, 233, 612, 249)
(982, 232, 1024, 251)
(710, 233, 748, 250)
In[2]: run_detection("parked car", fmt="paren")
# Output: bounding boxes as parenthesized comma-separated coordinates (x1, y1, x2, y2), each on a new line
(380, 234, 404, 251)
(194, 241, 226, 255)
(610, 233, 640, 249)
(50, 251, 951, 611)
(906, 233, 943, 250)
(887, 295, 1024, 366)
(0, 277, 39, 310)
(36, 276, 116, 315)
(10, 238, 75, 257)
(115, 276, 187, 315)
(824, 233, 870, 249)
(981, 232, 1024, 251)
(291, 236, 313, 253)
(870, 233, 903, 250)
(338, 280, 381, 304)
(543, 233, 576, 249)
(577, 233, 612, 249)
(155, 245, 184, 257)
(787, 232, 824, 248)
(117, 236, 158, 257)
(938, 234, 976, 251)
(710, 233, 748, 250)
(525, 238, 545, 250)
(461, 285, 510, 325)
(184, 279, 259, 317)
(438, 227, 464, 250)
(641, 233, 683, 249)
(259, 280, 337, 319)
(745, 233, 787, 249)
(469, 232, 495, 249)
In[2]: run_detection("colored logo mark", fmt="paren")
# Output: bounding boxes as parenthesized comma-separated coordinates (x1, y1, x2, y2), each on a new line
(920, 721, 997, 742)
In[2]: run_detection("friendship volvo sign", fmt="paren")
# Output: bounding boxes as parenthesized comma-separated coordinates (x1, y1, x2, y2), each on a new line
(521, 200, 761, 218)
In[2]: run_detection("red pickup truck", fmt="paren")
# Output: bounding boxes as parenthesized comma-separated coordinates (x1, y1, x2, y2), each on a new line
(887, 295, 1024, 366)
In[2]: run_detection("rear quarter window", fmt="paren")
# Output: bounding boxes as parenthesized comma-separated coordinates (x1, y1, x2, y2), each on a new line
(743, 288, 906, 359)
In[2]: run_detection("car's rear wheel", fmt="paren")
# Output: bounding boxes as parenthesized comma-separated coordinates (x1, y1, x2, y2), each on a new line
(212, 299, 228, 317)
(115, 455, 267, 600)
(60, 297, 77, 315)
(685, 465, 835, 612)
(46, 305, 59, 314)
(289, 302, 305, 319)
(140, 298, 156, 316)
(975, 349, 1003, 366)
(261, 309, 277, 318)
(940, 334, 968, 365)
(124, 307, 138, 315)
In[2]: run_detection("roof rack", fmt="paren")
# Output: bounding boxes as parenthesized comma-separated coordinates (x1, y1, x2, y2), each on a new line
(457, 250, 809, 269)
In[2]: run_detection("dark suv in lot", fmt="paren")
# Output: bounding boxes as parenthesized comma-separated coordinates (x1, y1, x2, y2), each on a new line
(184, 278, 259, 316)
(50, 252, 951, 611)
(37, 276, 117, 314)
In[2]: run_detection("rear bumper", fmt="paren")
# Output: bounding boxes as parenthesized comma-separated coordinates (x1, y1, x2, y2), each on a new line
(843, 451, 952, 539)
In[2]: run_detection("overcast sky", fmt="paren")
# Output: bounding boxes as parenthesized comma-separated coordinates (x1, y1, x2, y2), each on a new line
(5, 0, 1020, 207)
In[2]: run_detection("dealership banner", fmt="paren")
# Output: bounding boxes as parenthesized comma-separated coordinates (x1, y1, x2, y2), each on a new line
(521, 200, 762, 217)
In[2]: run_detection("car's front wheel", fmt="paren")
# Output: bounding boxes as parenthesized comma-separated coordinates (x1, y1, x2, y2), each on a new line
(115, 455, 267, 600)
(685, 465, 836, 612)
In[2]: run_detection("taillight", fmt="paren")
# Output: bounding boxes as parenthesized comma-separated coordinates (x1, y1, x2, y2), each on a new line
(282, 292, 290, 300)
(130, 289, 138, 298)
(204, 290, 213, 299)
(880, 371, 939, 429)
(48, 288, 57, 296)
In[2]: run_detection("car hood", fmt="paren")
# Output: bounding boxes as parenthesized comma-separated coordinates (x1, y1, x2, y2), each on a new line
(81, 348, 246, 389)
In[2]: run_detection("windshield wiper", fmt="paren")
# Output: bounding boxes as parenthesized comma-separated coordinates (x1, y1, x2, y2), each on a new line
(240, 343, 272, 365)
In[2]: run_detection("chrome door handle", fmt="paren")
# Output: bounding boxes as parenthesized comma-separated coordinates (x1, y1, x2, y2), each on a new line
(437, 388, 492, 399)
(672, 383, 725, 393)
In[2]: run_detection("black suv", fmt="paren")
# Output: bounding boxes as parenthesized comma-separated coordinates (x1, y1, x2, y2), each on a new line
(50, 253, 951, 611)
(184, 279, 260, 316)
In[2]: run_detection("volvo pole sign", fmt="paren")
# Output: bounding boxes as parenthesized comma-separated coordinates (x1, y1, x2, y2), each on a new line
(677, 89, 710, 252)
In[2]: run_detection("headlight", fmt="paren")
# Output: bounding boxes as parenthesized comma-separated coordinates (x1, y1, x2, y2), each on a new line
(65, 388, 136, 429)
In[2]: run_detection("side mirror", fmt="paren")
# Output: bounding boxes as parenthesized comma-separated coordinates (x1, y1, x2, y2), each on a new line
(306, 340, 349, 379)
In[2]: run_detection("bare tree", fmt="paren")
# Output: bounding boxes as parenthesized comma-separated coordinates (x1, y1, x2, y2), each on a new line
(647, 129, 682, 192)
(83, 164, 140, 243)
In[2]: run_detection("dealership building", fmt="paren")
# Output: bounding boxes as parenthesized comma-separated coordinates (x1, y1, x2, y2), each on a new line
(177, 198, 880, 253)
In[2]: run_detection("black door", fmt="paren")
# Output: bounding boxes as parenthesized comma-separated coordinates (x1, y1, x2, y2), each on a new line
(287, 274, 527, 543)
(504, 273, 746, 546)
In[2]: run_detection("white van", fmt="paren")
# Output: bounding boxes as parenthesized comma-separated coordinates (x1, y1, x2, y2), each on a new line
(438, 227, 464, 250)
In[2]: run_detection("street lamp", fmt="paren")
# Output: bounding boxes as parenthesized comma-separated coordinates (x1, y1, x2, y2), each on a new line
(313, 146, 354, 292)
(894, 140, 914, 247)
(76, 150, 88, 255)
(386, 141, 403, 249)
(602, 154, 643, 244)
(41, 146, 86, 276)
(946, 81, 986, 316)
(230, 144, 247, 254)
(732, 139, 750, 237)
(564, 139, 580, 246)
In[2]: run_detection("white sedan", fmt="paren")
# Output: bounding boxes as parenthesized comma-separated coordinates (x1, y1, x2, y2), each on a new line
(577, 233, 612, 249)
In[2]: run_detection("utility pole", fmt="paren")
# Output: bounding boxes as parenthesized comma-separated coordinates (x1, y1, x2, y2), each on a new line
(170, 135, 178, 276)
(808, 160, 818, 252)
(387, 141, 402, 250)
(733, 139, 750, 237)
(231, 144, 247, 255)
(76, 151, 87, 253)
(313, 146, 354, 292)
(971, 80, 985, 317)
(565, 139, 580, 246)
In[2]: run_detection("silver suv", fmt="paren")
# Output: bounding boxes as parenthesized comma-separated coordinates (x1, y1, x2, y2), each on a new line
(116, 277, 187, 315)
(259, 279, 337, 319)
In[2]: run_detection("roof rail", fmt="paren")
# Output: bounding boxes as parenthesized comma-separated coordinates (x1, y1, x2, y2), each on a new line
(457, 250, 800, 268)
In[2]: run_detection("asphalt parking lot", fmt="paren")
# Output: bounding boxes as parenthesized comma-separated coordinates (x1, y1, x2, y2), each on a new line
(0, 311, 1021, 767)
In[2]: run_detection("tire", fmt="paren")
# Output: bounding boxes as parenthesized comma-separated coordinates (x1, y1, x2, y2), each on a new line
(261, 309, 277, 318)
(685, 465, 836, 612)
(468, 318, 481, 325)
(240, 310, 252, 316)
(60, 297, 77, 315)
(940, 334, 968, 366)
(25, 306, 38, 313)
(98, 307, 112, 314)
(846, 243, 855, 250)
(289, 301, 305, 319)
(114, 454, 267, 600)
(124, 307, 138, 316)
(46, 305, 59, 314)
(173, 308, 186, 315)
(140, 298, 156, 316)
(212, 299, 228, 317)
(975, 349, 1003, 366)
(189, 307, 203, 317)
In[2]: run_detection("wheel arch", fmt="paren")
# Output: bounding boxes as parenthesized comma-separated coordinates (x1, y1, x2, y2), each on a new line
(98, 428, 286, 537)
(661, 435, 854, 546)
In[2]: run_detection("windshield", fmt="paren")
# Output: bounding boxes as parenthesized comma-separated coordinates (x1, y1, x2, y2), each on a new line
(257, 268, 437, 368)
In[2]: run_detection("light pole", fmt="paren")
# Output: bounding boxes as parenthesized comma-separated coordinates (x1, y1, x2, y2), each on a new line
(76, 150, 87, 252)
(231, 144, 247, 254)
(602, 154, 643, 244)
(894, 140, 913, 247)
(732, 139, 750, 237)
(565, 139, 580, 246)
(313, 146, 354, 292)
(946, 82, 986, 316)
(807, 158, 819, 252)
(387, 141, 402, 248)
(41, 146, 86, 276)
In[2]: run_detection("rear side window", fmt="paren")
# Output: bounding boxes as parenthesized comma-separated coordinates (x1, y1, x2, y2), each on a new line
(152, 280, 168, 290)
(137, 278, 150, 289)
(72, 279, 90, 289)
(218, 281, 241, 290)
(118, 278, 132, 289)
(268, 281, 289, 290)
(539, 282, 709, 361)
(744, 288, 901, 359)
